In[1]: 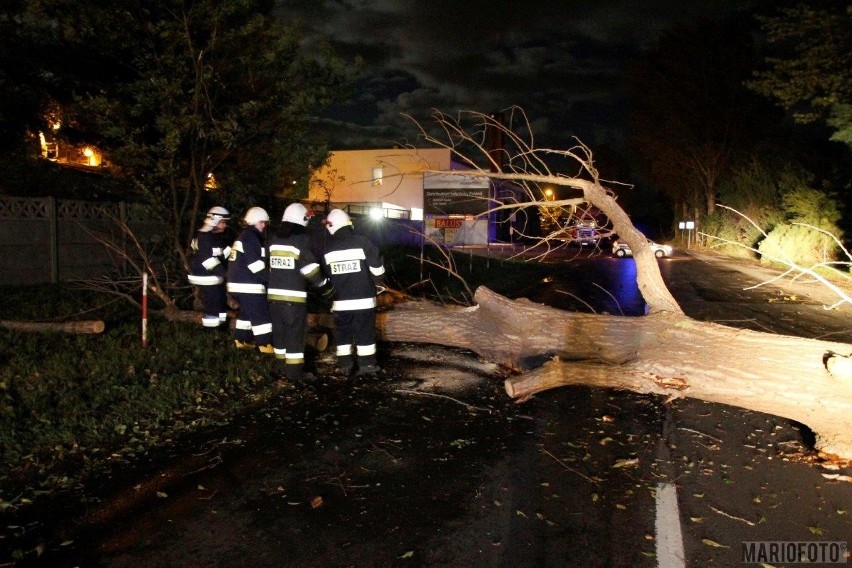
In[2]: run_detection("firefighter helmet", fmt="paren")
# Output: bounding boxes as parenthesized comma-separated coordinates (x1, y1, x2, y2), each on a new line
(243, 206, 270, 226)
(200, 206, 230, 232)
(282, 203, 311, 226)
(325, 208, 351, 235)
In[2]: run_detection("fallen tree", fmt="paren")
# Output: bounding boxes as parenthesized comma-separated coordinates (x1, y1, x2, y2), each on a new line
(381, 108, 852, 460)
(377, 286, 852, 459)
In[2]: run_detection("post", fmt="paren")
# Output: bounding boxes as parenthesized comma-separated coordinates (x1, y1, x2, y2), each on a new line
(141, 272, 148, 348)
(420, 232, 425, 282)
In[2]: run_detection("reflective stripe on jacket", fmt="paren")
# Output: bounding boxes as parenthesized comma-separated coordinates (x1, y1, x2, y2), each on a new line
(227, 227, 268, 295)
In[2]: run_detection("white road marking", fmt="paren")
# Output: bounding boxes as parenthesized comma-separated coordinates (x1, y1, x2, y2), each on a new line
(655, 482, 686, 568)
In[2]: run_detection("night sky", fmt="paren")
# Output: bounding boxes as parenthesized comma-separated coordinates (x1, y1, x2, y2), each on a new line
(275, 0, 744, 150)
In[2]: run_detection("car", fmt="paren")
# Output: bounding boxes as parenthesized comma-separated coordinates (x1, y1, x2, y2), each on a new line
(612, 239, 672, 258)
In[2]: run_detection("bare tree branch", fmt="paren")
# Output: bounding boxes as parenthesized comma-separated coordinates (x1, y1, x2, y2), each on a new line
(702, 204, 852, 309)
(73, 212, 183, 311)
(405, 107, 682, 314)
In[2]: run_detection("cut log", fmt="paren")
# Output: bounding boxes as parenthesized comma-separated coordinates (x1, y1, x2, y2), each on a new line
(161, 309, 204, 324)
(377, 286, 852, 460)
(0, 320, 105, 334)
(307, 332, 329, 352)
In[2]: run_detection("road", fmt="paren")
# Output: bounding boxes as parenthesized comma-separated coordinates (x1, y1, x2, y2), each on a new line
(5, 248, 851, 567)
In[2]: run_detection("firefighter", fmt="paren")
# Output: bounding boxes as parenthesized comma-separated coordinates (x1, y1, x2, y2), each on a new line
(187, 206, 231, 330)
(321, 209, 385, 376)
(267, 203, 333, 381)
(227, 206, 273, 353)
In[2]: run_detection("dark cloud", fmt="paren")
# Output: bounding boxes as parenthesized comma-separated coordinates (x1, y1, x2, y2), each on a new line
(278, 0, 740, 149)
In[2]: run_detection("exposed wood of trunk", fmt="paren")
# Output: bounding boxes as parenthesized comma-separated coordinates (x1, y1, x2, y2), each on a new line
(376, 286, 852, 460)
(0, 320, 105, 334)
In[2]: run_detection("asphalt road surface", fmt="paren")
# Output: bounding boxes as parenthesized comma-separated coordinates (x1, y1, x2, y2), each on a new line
(4, 247, 851, 567)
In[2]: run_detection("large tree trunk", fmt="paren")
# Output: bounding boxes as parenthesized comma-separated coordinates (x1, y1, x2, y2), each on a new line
(376, 286, 852, 460)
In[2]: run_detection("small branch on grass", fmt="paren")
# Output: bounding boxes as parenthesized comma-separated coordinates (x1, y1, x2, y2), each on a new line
(183, 454, 223, 477)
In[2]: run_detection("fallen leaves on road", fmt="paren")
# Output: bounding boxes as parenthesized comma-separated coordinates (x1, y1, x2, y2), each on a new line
(821, 473, 852, 483)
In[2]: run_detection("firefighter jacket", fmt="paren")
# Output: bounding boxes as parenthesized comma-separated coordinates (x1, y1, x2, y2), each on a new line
(267, 226, 328, 303)
(227, 226, 268, 294)
(322, 226, 385, 312)
(188, 231, 230, 286)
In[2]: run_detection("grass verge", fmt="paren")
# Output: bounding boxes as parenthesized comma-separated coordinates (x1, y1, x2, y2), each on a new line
(0, 246, 547, 509)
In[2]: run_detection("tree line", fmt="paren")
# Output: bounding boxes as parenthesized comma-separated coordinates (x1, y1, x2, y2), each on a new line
(0, 0, 849, 284)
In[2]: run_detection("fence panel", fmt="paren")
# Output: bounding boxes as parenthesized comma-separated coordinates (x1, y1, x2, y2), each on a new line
(0, 196, 164, 286)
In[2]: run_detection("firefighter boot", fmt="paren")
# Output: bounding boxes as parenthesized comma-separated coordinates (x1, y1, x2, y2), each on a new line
(356, 355, 381, 377)
(272, 357, 293, 389)
(273, 358, 288, 380)
(336, 354, 354, 377)
(286, 363, 315, 383)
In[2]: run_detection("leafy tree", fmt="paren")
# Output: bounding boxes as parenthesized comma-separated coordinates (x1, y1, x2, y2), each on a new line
(702, 159, 786, 257)
(749, 2, 852, 149)
(0, 1, 54, 154)
(17, 0, 348, 272)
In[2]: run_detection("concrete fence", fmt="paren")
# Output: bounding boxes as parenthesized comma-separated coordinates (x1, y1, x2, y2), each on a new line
(0, 196, 429, 287)
(0, 195, 165, 286)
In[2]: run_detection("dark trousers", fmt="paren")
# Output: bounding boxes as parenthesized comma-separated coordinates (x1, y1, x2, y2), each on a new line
(332, 309, 377, 370)
(199, 284, 228, 328)
(270, 302, 308, 364)
(232, 293, 272, 345)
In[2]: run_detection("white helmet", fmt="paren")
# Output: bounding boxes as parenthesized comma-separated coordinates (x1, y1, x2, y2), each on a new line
(243, 206, 270, 225)
(282, 203, 311, 226)
(325, 209, 352, 235)
(200, 206, 230, 232)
